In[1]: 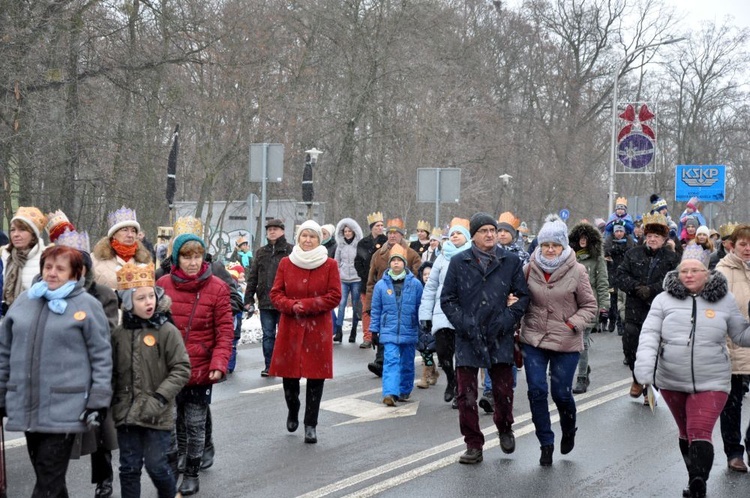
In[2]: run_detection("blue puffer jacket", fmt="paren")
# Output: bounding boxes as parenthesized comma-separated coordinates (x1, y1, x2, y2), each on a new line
(370, 272, 423, 345)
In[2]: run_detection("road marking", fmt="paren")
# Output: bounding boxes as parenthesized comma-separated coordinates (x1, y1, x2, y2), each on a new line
(321, 396, 420, 425)
(239, 379, 305, 394)
(297, 377, 632, 498)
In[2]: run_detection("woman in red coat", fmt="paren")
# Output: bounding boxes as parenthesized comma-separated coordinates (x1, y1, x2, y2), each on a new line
(156, 233, 233, 495)
(270, 220, 341, 444)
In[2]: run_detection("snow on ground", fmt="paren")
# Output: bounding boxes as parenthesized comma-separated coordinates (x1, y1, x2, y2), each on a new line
(240, 306, 354, 345)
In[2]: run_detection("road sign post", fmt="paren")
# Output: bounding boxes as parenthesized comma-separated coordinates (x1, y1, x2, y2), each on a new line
(249, 143, 284, 246)
(417, 168, 461, 229)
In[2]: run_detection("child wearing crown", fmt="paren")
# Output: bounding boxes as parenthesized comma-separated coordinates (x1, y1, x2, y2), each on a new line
(112, 263, 190, 498)
(604, 197, 634, 236)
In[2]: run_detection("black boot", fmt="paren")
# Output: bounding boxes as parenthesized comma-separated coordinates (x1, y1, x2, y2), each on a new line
(679, 439, 691, 498)
(283, 378, 301, 432)
(200, 443, 215, 470)
(177, 453, 186, 474)
(334, 326, 343, 343)
(179, 457, 201, 496)
(349, 317, 359, 343)
(94, 477, 113, 498)
(304, 425, 317, 444)
(688, 440, 714, 498)
(443, 364, 456, 402)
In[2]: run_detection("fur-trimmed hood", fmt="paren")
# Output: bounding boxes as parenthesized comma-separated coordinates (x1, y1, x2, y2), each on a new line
(569, 222, 603, 256)
(334, 217, 363, 246)
(663, 269, 728, 302)
(92, 236, 152, 263)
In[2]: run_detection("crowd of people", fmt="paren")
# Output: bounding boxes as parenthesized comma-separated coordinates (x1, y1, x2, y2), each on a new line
(0, 192, 749, 498)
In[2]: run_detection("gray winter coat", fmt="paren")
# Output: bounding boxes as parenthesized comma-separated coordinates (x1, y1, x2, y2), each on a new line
(418, 254, 453, 332)
(0, 280, 112, 433)
(634, 270, 750, 393)
(334, 218, 363, 283)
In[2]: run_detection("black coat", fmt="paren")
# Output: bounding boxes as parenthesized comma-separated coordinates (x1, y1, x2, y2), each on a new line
(354, 234, 387, 293)
(244, 236, 293, 309)
(603, 236, 634, 287)
(615, 244, 680, 325)
(440, 245, 530, 368)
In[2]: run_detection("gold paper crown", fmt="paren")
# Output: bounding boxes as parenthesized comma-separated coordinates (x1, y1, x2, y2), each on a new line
(416, 220, 431, 232)
(388, 243, 407, 261)
(173, 216, 203, 237)
(497, 211, 521, 230)
(367, 211, 384, 226)
(116, 262, 155, 290)
(429, 227, 443, 239)
(642, 212, 668, 227)
(719, 222, 740, 238)
(615, 197, 628, 208)
(449, 217, 470, 230)
(12, 206, 48, 237)
(386, 218, 405, 231)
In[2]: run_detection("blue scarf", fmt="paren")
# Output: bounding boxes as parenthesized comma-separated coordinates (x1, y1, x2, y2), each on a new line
(237, 249, 252, 268)
(441, 240, 470, 261)
(28, 280, 77, 314)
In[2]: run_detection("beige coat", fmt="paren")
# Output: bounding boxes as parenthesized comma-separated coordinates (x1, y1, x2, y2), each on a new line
(520, 251, 598, 353)
(716, 252, 750, 374)
(91, 237, 152, 289)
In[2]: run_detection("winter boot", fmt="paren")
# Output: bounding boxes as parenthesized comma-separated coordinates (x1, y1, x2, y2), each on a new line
(443, 364, 456, 402)
(572, 366, 591, 394)
(200, 443, 215, 470)
(416, 365, 430, 389)
(428, 364, 440, 385)
(687, 440, 714, 498)
(333, 326, 343, 343)
(679, 438, 692, 498)
(179, 458, 201, 496)
(349, 317, 359, 343)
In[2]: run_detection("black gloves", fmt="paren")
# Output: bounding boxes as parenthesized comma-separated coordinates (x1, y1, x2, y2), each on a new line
(370, 332, 380, 346)
(419, 320, 432, 332)
(80, 408, 108, 430)
(635, 286, 651, 301)
(417, 331, 436, 354)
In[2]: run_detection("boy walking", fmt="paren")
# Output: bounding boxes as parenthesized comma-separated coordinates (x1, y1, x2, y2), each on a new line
(113, 263, 191, 497)
(370, 245, 423, 405)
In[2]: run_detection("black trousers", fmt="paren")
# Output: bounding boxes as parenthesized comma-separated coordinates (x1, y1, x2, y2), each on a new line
(435, 328, 456, 382)
(283, 378, 325, 427)
(622, 321, 642, 373)
(26, 432, 75, 498)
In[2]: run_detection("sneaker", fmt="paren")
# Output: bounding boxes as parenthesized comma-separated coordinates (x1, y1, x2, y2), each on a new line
(383, 395, 397, 406)
(499, 431, 515, 454)
(478, 392, 494, 413)
(561, 428, 577, 455)
(458, 448, 483, 464)
(540, 445, 554, 466)
(260, 369, 269, 377)
(359, 341, 372, 349)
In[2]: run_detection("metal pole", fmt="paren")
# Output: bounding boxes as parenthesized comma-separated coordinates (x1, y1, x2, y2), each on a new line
(608, 60, 623, 216)
(260, 144, 268, 246)
(434, 169, 441, 229)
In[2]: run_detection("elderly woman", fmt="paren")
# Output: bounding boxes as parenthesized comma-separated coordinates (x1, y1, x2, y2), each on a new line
(92, 206, 152, 288)
(0, 246, 112, 496)
(270, 220, 341, 444)
(635, 246, 750, 498)
(156, 233, 233, 495)
(519, 215, 597, 467)
(334, 218, 364, 343)
(1, 206, 48, 314)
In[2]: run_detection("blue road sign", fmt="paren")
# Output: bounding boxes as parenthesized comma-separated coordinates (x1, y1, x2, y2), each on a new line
(675, 165, 726, 202)
(559, 209, 570, 221)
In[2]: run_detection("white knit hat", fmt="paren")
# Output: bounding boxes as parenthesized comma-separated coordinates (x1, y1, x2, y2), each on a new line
(536, 214, 569, 248)
(696, 226, 710, 237)
(296, 220, 323, 242)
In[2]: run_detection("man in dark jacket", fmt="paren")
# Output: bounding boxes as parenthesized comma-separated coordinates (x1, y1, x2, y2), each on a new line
(441, 213, 530, 465)
(615, 214, 680, 399)
(354, 212, 386, 348)
(604, 221, 635, 335)
(244, 219, 293, 376)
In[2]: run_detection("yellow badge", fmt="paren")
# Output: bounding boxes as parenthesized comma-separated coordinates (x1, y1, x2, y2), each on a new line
(387, 289, 393, 295)
(74, 311, 87, 321)
(376, 244, 382, 249)
(705, 309, 716, 319)
(143, 334, 156, 347)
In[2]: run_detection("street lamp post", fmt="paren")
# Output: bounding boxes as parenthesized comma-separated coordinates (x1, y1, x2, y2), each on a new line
(302, 147, 322, 220)
(607, 37, 686, 215)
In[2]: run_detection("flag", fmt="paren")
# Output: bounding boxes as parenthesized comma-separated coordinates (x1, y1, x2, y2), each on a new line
(166, 124, 179, 209)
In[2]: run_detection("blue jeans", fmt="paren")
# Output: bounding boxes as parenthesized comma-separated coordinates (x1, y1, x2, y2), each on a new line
(260, 309, 281, 369)
(383, 342, 416, 397)
(117, 426, 175, 498)
(523, 344, 580, 446)
(336, 281, 361, 327)
(483, 366, 518, 394)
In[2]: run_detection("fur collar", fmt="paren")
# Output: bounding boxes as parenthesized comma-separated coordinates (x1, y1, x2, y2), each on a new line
(92, 236, 152, 263)
(334, 217, 363, 246)
(569, 222, 603, 256)
(663, 269, 728, 302)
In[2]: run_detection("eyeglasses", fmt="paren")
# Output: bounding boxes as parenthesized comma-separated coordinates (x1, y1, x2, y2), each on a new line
(679, 269, 707, 275)
(475, 228, 497, 235)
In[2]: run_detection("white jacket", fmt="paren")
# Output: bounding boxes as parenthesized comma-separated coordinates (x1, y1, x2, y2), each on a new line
(1, 241, 46, 301)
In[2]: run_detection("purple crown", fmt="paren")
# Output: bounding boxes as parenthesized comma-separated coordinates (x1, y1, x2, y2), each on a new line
(108, 206, 138, 229)
(56, 229, 91, 253)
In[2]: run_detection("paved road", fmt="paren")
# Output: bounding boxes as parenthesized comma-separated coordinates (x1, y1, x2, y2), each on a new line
(4, 329, 750, 497)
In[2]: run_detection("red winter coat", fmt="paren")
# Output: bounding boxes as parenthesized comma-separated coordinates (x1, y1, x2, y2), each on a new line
(269, 257, 341, 379)
(157, 263, 234, 386)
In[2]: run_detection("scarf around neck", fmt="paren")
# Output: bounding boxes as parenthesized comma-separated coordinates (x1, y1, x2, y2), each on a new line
(237, 249, 252, 268)
(28, 280, 77, 314)
(388, 269, 406, 280)
(441, 240, 470, 261)
(111, 239, 138, 260)
(289, 244, 328, 270)
(4, 245, 32, 306)
(534, 246, 572, 274)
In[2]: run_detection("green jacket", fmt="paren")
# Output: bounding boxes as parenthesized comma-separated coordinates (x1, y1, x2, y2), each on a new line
(111, 299, 190, 430)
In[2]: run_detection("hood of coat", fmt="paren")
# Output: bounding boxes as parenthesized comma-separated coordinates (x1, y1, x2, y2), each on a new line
(717, 252, 746, 272)
(92, 236, 152, 263)
(569, 222, 603, 256)
(663, 268, 728, 302)
(335, 218, 363, 246)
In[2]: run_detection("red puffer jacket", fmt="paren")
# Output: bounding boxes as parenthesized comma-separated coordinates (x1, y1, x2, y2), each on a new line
(157, 263, 234, 386)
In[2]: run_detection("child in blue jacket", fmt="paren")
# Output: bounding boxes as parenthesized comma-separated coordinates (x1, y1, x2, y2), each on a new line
(370, 244, 423, 406)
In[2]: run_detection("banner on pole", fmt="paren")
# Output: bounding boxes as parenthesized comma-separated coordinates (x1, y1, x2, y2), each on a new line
(615, 103, 657, 173)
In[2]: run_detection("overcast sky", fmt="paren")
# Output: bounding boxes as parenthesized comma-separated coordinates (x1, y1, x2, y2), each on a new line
(676, 0, 750, 28)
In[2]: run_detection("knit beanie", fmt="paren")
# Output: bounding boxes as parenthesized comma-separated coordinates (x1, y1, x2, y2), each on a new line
(321, 224, 335, 240)
(536, 214, 569, 248)
(696, 226, 710, 237)
(296, 219, 323, 242)
(613, 221, 626, 233)
(685, 217, 700, 229)
(650, 194, 668, 213)
(469, 212, 497, 237)
(448, 224, 471, 243)
(171, 234, 205, 265)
